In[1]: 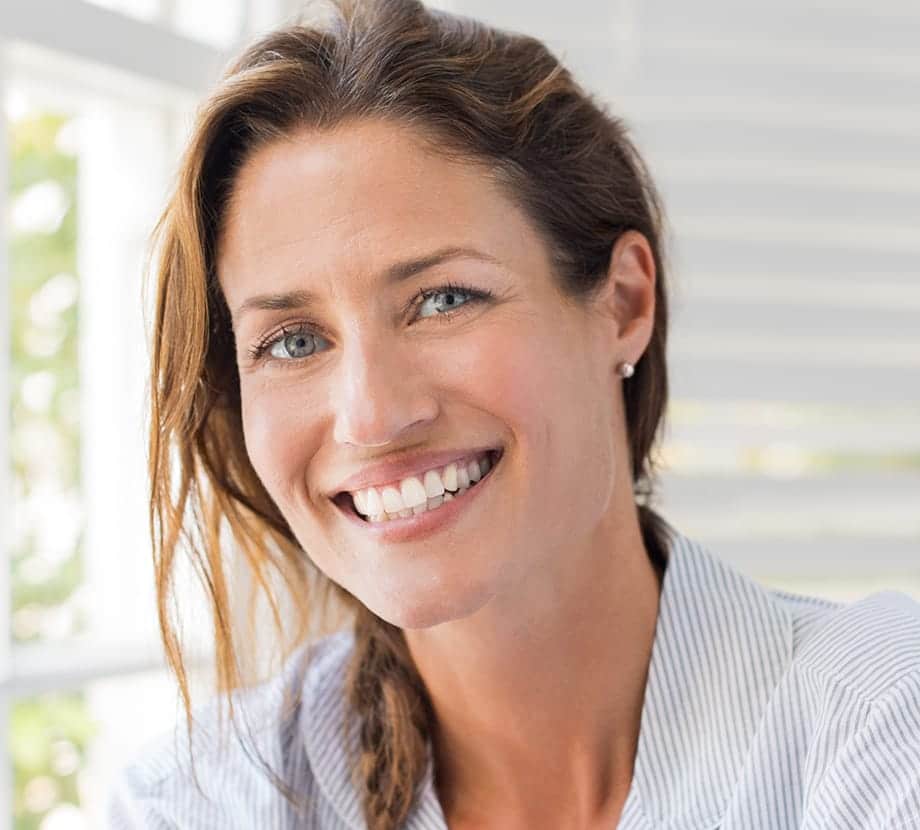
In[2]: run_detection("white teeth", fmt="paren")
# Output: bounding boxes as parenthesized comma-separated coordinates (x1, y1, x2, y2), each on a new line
(364, 487, 383, 515)
(367, 488, 459, 524)
(347, 450, 498, 521)
(380, 486, 404, 514)
(400, 476, 428, 508)
(424, 469, 445, 498)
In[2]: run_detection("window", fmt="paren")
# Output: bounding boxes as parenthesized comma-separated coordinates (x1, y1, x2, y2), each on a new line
(1, 1, 281, 826)
(3, 81, 179, 830)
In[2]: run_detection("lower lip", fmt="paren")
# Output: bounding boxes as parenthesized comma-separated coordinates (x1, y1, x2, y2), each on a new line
(334, 449, 503, 544)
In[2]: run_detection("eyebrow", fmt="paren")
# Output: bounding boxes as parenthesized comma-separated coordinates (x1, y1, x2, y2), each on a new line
(232, 245, 502, 322)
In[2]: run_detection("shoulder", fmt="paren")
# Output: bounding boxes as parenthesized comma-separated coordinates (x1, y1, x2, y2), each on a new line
(104, 629, 356, 829)
(771, 588, 920, 827)
(776, 587, 920, 699)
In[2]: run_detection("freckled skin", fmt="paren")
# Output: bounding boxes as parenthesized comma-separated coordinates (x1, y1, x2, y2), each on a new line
(217, 118, 660, 826)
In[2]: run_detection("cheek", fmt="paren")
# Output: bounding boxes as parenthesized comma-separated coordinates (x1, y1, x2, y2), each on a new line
(456, 322, 556, 424)
(470, 318, 616, 526)
(467, 317, 590, 447)
(239, 378, 320, 506)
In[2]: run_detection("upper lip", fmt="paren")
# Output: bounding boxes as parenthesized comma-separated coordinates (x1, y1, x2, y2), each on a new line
(328, 446, 501, 496)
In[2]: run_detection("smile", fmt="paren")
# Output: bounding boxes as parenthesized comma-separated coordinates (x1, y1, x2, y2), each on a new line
(332, 448, 504, 543)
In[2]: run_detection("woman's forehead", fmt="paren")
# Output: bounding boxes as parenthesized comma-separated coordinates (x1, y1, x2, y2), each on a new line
(226, 120, 481, 223)
(216, 120, 542, 305)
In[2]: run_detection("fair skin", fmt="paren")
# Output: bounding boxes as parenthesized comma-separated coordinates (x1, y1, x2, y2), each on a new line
(217, 118, 662, 829)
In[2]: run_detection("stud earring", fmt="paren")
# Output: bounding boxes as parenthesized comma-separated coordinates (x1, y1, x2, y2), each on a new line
(617, 361, 635, 378)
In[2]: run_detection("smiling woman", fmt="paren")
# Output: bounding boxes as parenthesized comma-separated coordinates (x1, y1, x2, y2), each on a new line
(105, 1, 920, 829)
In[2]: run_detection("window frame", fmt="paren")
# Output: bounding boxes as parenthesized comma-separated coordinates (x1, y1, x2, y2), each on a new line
(0, 0, 289, 825)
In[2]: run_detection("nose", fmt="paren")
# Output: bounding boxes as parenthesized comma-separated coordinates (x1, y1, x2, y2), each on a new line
(331, 328, 438, 449)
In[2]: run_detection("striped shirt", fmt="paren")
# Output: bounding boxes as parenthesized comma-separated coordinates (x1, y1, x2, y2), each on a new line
(107, 527, 920, 828)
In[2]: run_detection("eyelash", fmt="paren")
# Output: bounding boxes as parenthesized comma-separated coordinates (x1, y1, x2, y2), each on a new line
(246, 281, 494, 364)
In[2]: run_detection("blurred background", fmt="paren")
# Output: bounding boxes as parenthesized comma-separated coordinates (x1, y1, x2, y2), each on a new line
(0, 0, 918, 826)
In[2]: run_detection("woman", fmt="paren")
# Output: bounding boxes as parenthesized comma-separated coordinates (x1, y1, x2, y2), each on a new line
(107, 1, 920, 827)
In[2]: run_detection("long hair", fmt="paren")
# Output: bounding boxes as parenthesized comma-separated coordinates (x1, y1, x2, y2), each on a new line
(147, 1, 671, 826)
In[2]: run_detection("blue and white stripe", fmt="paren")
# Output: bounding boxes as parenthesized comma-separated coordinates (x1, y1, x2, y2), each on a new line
(107, 527, 920, 828)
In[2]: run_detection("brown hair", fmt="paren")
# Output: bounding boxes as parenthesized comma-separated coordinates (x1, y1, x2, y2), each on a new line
(147, 0, 670, 827)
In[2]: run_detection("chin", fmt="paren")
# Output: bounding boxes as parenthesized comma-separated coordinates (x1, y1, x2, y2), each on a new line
(363, 584, 494, 630)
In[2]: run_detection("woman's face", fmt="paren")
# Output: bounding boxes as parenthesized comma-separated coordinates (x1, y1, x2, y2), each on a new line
(217, 119, 641, 629)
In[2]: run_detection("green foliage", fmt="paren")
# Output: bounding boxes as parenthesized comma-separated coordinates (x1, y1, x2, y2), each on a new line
(9, 111, 83, 634)
(11, 694, 97, 830)
(11, 534, 84, 608)
(7, 110, 93, 829)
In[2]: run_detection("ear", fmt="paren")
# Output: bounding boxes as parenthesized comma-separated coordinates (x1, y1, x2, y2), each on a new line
(591, 230, 656, 371)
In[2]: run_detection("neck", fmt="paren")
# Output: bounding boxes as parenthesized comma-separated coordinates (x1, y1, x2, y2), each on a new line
(404, 506, 663, 828)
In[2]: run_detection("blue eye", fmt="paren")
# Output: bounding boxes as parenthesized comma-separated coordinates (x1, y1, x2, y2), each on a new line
(270, 331, 321, 360)
(415, 285, 475, 319)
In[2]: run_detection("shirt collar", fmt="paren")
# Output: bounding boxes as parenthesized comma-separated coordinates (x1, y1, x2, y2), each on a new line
(625, 526, 794, 829)
(303, 527, 794, 830)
